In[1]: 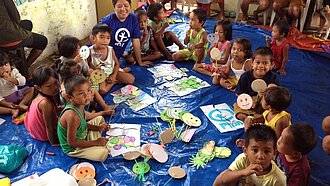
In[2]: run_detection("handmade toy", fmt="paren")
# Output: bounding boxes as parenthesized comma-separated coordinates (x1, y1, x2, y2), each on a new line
(133, 157, 150, 182)
(251, 79, 267, 93)
(237, 93, 253, 110)
(123, 151, 141, 160)
(70, 162, 96, 186)
(12, 112, 26, 125)
(140, 143, 168, 163)
(168, 166, 186, 179)
(79, 46, 90, 60)
(159, 128, 175, 144)
(210, 47, 223, 77)
(89, 69, 106, 84)
(207, 33, 219, 44)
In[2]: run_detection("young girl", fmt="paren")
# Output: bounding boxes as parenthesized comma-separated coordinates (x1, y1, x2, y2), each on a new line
(24, 66, 59, 145)
(147, 3, 184, 60)
(0, 51, 33, 118)
(217, 38, 252, 90)
(194, 20, 232, 77)
(266, 20, 290, 75)
(124, 10, 162, 64)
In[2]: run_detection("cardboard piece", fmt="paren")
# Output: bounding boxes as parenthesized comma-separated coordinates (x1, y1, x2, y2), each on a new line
(251, 79, 267, 92)
(90, 69, 106, 84)
(210, 47, 221, 61)
(168, 166, 186, 179)
(122, 151, 141, 160)
(159, 128, 175, 144)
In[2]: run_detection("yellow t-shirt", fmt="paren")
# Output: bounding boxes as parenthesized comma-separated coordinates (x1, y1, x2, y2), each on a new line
(262, 110, 291, 130)
(229, 153, 286, 186)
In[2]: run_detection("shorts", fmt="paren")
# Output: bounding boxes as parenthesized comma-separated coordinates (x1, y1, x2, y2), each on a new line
(4, 86, 30, 104)
(181, 48, 207, 62)
(224, 76, 238, 85)
(202, 63, 227, 73)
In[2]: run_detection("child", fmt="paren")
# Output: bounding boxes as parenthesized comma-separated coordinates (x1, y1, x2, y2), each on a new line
(58, 75, 109, 162)
(147, 3, 185, 60)
(213, 125, 286, 186)
(273, 0, 305, 27)
(89, 24, 135, 94)
(196, 0, 212, 17)
(276, 123, 317, 186)
(24, 66, 59, 145)
(173, 8, 208, 64)
(0, 50, 33, 118)
(193, 20, 233, 78)
(322, 116, 330, 155)
(235, 46, 279, 121)
(266, 20, 290, 75)
(217, 38, 253, 89)
(124, 10, 162, 64)
(245, 86, 291, 138)
(58, 61, 115, 115)
(57, 35, 90, 76)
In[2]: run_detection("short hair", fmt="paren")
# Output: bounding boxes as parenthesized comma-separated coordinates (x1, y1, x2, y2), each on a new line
(214, 20, 232, 41)
(288, 123, 317, 155)
(64, 74, 89, 96)
(91, 24, 112, 36)
(112, 0, 131, 6)
(264, 86, 291, 111)
(147, 3, 163, 21)
(0, 50, 10, 67)
(274, 20, 290, 37)
(192, 8, 207, 25)
(32, 65, 59, 87)
(245, 124, 277, 149)
(58, 35, 80, 58)
(58, 61, 81, 81)
(135, 9, 147, 21)
(233, 38, 252, 59)
(253, 46, 273, 61)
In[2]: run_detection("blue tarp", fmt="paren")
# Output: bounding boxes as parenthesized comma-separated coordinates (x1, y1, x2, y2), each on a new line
(1, 14, 330, 185)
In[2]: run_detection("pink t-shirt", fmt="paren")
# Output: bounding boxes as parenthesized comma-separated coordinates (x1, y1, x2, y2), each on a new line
(24, 97, 57, 141)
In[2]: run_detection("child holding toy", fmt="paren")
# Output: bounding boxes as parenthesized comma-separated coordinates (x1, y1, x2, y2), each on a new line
(58, 75, 109, 162)
(0, 50, 33, 118)
(147, 3, 185, 60)
(24, 66, 59, 145)
(266, 20, 290, 75)
(194, 20, 233, 78)
(172, 8, 208, 64)
(88, 24, 135, 94)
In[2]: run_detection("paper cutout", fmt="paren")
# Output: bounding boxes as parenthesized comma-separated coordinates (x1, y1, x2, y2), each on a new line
(251, 79, 267, 92)
(70, 162, 95, 181)
(168, 166, 186, 179)
(181, 113, 201, 127)
(149, 144, 168, 163)
(123, 151, 141, 160)
(210, 47, 221, 61)
(90, 69, 106, 84)
(181, 128, 197, 142)
(12, 112, 26, 125)
(159, 128, 175, 144)
(111, 85, 156, 111)
(207, 33, 219, 44)
(79, 46, 90, 60)
(133, 162, 150, 174)
(106, 124, 141, 157)
(237, 94, 253, 110)
(200, 104, 244, 133)
(148, 64, 185, 79)
(169, 76, 210, 96)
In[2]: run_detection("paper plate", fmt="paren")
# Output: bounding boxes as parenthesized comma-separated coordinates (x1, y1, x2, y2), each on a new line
(251, 79, 267, 92)
(79, 45, 90, 60)
(182, 113, 201, 127)
(161, 109, 172, 122)
(168, 166, 186, 179)
(123, 151, 141, 160)
(149, 144, 168, 163)
(132, 162, 150, 174)
(140, 144, 153, 158)
(210, 47, 221, 61)
(214, 147, 232, 158)
(167, 108, 182, 119)
(159, 128, 175, 144)
(70, 162, 95, 181)
(237, 93, 253, 110)
(90, 69, 106, 84)
(207, 33, 219, 43)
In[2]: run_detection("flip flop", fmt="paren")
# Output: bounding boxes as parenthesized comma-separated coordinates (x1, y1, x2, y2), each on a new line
(229, 11, 236, 18)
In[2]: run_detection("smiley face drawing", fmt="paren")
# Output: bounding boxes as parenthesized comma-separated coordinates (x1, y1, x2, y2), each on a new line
(90, 69, 106, 84)
(207, 33, 219, 43)
(70, 162, 95, 181)
(237, 93, 253, 110)
(79, 46, 90, 60)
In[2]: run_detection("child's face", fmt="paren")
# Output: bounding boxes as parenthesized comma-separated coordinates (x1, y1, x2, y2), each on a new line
(271, 25, 284, 40)
(252, 55, 273, 78)
(92, 32, 111, 49)
(156, 8, 165, 21)
(114, 0, 131, 20)
(215, 25, 225, 41)
(189, 12, 202, 29)
(244, 139, 275, 172)
(37, 77, 59, 96)
(231, 42, 246, 63)
(70, 82, 93, 106)
(139, 15, 148, 30)
(0, 63, 11, 78)
(277, 127, 296, 155)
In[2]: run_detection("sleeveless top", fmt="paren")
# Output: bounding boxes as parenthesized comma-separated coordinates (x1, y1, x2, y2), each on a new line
(148, 20, 165, 31)
(189, 28, 208, 50)
(231, 59, 249, 80)
(270, 39, 289, 69)
(89, 45, 115, 76)
(263, 110, 291, 130)
(214, 40, 230, 61)
(58, 104, 88, 153)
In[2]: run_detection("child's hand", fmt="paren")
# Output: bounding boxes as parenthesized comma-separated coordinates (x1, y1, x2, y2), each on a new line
(96, 137, 108, 146)
(278, 68, 286, 75)
(73, 54, 83, 63)
(244, 117, 253, 126)
(2, 72, 10, 80)
(139, 61, 153, 67)
(189, 44, 195, 51)
(106, 75, 117, 84)
(99, 122, 110, 131)
(242, 164, 263, 176)
(186, 29, 191, 39)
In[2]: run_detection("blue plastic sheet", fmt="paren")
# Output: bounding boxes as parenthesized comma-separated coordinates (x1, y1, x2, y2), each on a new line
(1, 15, 330, 185)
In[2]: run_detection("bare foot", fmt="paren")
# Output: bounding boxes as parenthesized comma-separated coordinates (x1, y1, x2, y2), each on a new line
(122, 67, 131, 73)
(11, 109, 19, 119)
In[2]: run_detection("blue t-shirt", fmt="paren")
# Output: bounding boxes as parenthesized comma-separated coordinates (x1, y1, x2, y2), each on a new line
(100, 13, 141, 59)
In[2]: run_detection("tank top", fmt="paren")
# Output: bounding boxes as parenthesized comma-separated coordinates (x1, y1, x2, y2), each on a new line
(58, 104, 88, 153)
(148, 20, 165, 31)
(270, 39, 289, 69)
(189, 28, 208, 50)
(262, 110, 291, 130)
(89, 46, 115, 76)
(214, 40, 230, 61)
(231, 59, 249, 80)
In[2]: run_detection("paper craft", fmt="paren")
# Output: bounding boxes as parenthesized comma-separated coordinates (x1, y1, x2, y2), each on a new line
(168, 166, 186, 179)
(237, 94, 253, 110)
(111, 85, 156, 111)
(169, 76, 210, 96)
(251, 79, 267, 92)
(200, 103, 244, 133)
(79, 46, 90, 60)
(148, 64, 185, 78)
(210, 48, 221, 61)
(207, 33, 219, 44)
(12, 112, 26, 125)
(106, 124, 141, 157)
(0, 118, 5, 125)
(181, 128, 197, 142)
(123, 151, 141, 160)
(90, 69, 106, 84)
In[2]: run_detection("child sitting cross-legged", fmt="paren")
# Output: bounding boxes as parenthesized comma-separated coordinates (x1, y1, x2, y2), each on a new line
(213, 124, 286, 186)
(173, 8, 208, 64)
(58, 75, 109, 162)
(276, 123, 317, 186)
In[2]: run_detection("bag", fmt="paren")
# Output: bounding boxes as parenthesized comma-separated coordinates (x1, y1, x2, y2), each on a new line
(0, 145, 28, 173)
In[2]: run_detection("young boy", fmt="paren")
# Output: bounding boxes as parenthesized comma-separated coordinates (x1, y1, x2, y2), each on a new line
(173, 8, 208, 64)
(58, 75, 109, 162)
(213, 125, 286, 186)
(147, 3, 184, 60)
(276, 123, 317, 186)
(234, 46, 279, 121)
(89, 24, 135, 94)
(266, 20, 290, 75)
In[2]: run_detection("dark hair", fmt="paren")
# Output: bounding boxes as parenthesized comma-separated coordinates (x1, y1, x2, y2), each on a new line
(0, 50, 10, 67)
(288, 123, 317, 155)
(147, 3, 163, 21)
(245, 124, 277, 149)
(135, 9, 147, 21)
(214, 20, 232, 41)
(112, 0, 131, 6)
(91, 24, 112, 36)
(274, 20, 290, 37)
(253, 46, 273, 61)
(58, 61, 81, 81)
(58, 35, 80, 58)
(264, 86, 291, 111)
(233, 38, 252, 59)
(192, 8, 207, 26)
(64, 74, 89, 96)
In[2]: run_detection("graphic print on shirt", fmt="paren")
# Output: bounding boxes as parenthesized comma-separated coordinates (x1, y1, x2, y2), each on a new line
(115, 28, 130, 47)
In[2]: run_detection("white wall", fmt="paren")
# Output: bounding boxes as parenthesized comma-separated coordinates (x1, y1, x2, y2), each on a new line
(16, 0, 97, 60)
